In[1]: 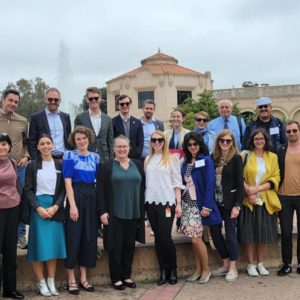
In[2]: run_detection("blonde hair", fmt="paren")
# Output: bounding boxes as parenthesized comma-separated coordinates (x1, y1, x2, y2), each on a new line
(145, 130, 170, 167)
(212, 129, 238, 164)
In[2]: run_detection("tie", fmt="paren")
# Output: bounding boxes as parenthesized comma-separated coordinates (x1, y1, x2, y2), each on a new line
(224, 119, 229, 129)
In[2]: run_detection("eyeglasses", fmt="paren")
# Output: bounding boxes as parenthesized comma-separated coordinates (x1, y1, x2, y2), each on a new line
(88, 97, 100, 102)
(286, 129, 299, 134)
(195, 118, 208, 123)
(258, 105, 269, 110)
(119, 102, 131, 107)
(219, 138, 232, 145)
(47, 98, 60, 103)
(115, 145, 129, 149)
(254, 137, 265, 141)
(187, 142, 199, 147)
(151, 138, 164, 144)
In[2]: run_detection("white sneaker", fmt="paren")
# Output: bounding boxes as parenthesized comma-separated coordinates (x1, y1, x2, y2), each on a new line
(257, 262, 269, 276)
(47, 277, 59, 296)
(38, 279, 51, 297)
(247, 264, 259, 277)
(225, 270, 238, 282)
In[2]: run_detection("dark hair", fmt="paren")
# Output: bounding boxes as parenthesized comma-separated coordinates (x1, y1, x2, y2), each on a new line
(1, 89, 20, 100)
(247, 128, 272, 151)
(0, 133, 12, 152)
(143, 99, 156, 108)
(182, 132, 208, 163)
(286, 120, 300, 130)
(68, 126, 95, 147)
(117, 94, 132, 105)
(36, 134, 53, 169)
(85, 87, 101, 98)
(172, 108, 185, 118)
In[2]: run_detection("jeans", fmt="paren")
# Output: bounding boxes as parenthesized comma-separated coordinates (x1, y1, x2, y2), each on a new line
(17, 167, 26, 237)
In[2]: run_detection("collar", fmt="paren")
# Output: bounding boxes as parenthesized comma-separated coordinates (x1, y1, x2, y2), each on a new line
(141, 117, 155, 125)
(45, 107, 60, 115)
(89, 109, 101, 117)
(120, 114, 130, 122)
(0, 109, 14, 119)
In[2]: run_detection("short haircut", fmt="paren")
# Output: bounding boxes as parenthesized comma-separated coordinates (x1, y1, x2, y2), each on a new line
(0, 132, 12, 152)
(85, 87, 101, 98)
(143, 99, 156, 108)
(195, 111, 210, 120)
(286, 120, 300, 130)
(247, 128, 272, 151)
(172, 108, 185, 118)
(218, 99, 233, 108)
(68, 126, 95, 147)
(1, 89, 20, 100)
(117, 94, 132, 104)
(113, 135, 130, 147)
(45, 87, 61, 98)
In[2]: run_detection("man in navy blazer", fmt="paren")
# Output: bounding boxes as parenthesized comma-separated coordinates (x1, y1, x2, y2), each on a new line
(29, 87, 71, 159)
(112, 95, 143, 159)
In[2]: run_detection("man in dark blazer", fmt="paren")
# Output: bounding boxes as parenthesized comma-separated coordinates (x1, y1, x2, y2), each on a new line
(74, 87, 114, 162)
(141, 99, 164, 159)
(112, 95, 144, 159)
(29, 87, 71, 160)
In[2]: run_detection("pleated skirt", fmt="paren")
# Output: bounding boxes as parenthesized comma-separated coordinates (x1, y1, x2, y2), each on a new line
(27, 195, 66, 262)
(238, 204, 278, 244)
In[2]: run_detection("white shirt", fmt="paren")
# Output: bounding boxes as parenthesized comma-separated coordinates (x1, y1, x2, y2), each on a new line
(89, 109, 101, 135)
(145, 153, 183, 205)
(255, 157, 267, 186)
(36, 160, 57, 196)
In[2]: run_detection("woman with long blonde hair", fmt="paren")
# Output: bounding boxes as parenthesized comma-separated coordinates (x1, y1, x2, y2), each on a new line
(145, 131, 182, 286)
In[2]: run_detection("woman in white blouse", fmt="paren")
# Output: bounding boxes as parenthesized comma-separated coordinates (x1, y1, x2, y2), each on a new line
(144, 130, 182, 286)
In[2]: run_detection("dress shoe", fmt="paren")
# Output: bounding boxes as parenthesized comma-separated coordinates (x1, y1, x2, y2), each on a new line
(212, 267, 229, 276)
(169, 269, 177, 285)
(113, 282, 126, 290)
(47, 277, 59, 295)
(3, 291, 24, 299)
(278, 264, 292, 276)
(123, 280, 137, 288)
(79, 281, 95, 292)
(67, 282, 80, 295)
(198, 272, 211, 284)
(157, 270, 168, 285)
(186, 273, 201, 282)
(38, 279, 51, 296)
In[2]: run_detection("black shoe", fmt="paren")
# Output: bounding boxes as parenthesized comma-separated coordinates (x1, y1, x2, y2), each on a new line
(123, 280, 136, 288)
(113, 282, 126, 290)
(169, 269, 177, 285)
(157, 270, 168, 286)
(3, 291, 24, 299)
(277, 265, 292, 276)
(79, 281, 95, 292)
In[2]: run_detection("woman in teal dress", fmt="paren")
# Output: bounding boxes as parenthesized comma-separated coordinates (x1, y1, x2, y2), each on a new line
(23, 134, 66, 296)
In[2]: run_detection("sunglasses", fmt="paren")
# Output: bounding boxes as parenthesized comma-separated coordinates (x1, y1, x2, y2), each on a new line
(119, 102, 131, 107)
(219, 138, 232, 145)
(258, 104, 269, 110)
(187, 142, 199, 147)
(286, 129, 299, 134)
(88, 97, 100, 102)
(151, 138, 164, 144)
(195, 118, 208, 122)
(47, 98, 60, 103)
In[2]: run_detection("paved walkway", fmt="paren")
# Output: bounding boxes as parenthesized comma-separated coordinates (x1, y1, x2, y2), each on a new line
(15, 269, 300, 300)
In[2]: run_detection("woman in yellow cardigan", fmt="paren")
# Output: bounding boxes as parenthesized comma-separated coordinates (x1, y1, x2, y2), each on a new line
(239, 128, 281, 277)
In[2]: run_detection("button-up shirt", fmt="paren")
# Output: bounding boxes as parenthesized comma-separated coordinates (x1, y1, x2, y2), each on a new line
(141, 118, 156, 158)
(89, 109, 101, 136)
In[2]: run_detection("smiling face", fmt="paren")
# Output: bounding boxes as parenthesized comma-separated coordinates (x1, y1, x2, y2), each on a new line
(253, 132, 266, 150)
(257, 104, 272, 121)
(0, 141, 10, 159)
(195, 113, 208, 129)
(37, 136, 53, 157)
(171, 111, 184, 128)
(218, 134, 233, 153)
(74, 132, 89, 152)
(45, 90, 61, 113)
(1, 92, 20, 114)
(151, 132, 165, 154)
(114, 137, 130, 159)
(218, 100, 232, 119)
(187, 138, 200, 157)
(143, 103, 155, 120)
(86, 91, 101, 111)
(118, 97, 131, 115)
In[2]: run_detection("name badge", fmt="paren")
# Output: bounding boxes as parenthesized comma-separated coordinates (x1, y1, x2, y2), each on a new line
(195, 159, 205, 168)
(270, 127, 279, 135)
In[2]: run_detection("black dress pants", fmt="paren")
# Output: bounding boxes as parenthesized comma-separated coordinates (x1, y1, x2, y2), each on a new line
(108, 217, 138, 283)
(279, 195, 300, 265)
(146, 203, 177, 271)
(0, 205, 19, 294)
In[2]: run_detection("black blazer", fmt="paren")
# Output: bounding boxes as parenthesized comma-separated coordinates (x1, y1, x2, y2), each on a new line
(21, 160, 66, 224)
(112, 115, 144, 159)
(213, 154, 244, 210)
(97, 159, 145, 251)
(29, 109, 72, 159)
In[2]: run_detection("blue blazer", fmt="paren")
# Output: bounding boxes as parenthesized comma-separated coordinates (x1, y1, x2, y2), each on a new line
(181, 154, 222, 226)
(112, 115, 144, 159)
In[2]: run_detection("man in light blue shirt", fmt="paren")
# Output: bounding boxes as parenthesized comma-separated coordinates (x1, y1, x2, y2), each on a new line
(207, 99, 246, 150)
(141, 99, 164, 159)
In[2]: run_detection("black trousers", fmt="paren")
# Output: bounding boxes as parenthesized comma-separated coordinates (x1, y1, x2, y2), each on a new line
(0, 205, 19, 294)
(279, 195, 300, 265)
(146, 203, 177, 271)
(108, 217, 137, 283)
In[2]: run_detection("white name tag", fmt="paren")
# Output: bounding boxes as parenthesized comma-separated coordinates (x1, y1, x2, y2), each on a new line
(270, 127, 279, 135)
(195, 159, 205, 168)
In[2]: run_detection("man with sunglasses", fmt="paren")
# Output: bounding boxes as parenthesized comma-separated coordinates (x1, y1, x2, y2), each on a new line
(74, 87, 113, 162)
(242, 97, 287, 152)
(29, 87, 71, 159)
(112, 95, 143, 159)
(277, 120, 300, 276)
(0, 89, 30, 251)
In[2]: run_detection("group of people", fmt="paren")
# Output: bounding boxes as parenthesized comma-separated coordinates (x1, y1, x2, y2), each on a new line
(0, 86, 300, 299)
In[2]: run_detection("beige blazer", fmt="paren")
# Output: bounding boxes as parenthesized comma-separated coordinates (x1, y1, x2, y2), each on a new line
(164, 127, 191, 149)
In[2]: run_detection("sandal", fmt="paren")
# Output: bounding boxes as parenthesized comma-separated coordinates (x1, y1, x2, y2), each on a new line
(68, 282, 79, 295)
(79, 280, 95, 292)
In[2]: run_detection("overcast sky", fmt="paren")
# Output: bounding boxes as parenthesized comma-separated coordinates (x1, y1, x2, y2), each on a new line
(1, 0, 300, 105)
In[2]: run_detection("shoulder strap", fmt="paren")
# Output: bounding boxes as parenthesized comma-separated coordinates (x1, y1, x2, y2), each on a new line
(243, 150, 249, 168)
(237, 116, 243, 144)
(8, 157, 17, 171)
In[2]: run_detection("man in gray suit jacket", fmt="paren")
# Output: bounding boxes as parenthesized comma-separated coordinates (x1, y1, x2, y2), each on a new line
(74, 87, 114, 162)
(141, 99, 164, 159)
